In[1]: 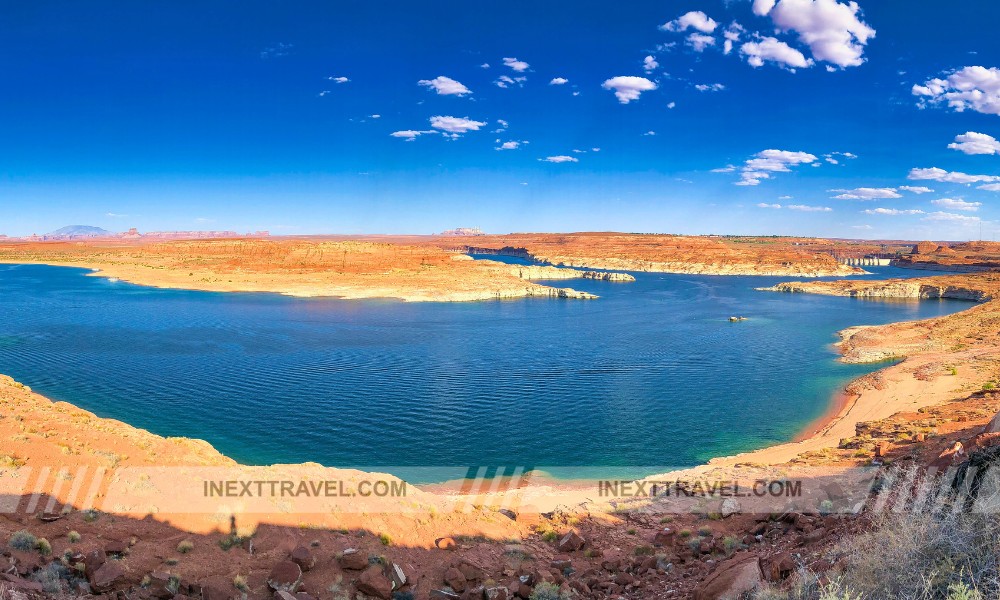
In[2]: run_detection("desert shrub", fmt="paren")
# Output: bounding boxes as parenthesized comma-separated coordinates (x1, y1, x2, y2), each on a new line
(67, 531, 81, 543)
(35, 538, 51, 556)
(232, 575, 248, 592)
(828, 510, 1000, 599)
(8, 530, 37, 551)
(529, 582, 571, 600)
(177, 540, 194, 554)
(30, 562, 76, 594)
(378, 533, 391, 546)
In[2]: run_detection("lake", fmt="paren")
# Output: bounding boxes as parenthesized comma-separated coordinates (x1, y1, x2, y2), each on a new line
(0, 262, 968, 481)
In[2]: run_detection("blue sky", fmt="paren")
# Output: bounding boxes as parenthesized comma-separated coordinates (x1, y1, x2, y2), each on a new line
(1, 1, 999, 239)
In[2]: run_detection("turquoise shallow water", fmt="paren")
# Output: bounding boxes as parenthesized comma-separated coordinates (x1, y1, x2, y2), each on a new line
(0, 262, 969, 481)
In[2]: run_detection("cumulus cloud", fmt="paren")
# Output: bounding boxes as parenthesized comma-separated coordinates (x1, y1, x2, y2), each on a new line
(757, 203, 783, 208)
(923, 211, 980, 223)
(502, 57, 529, 72)
(549, 77, 569, 85)
(539, 156, 579, 163)
(908, 167, 1000, 184)
(390, 130, 437, 141)
(754, 0, 876, 68)
(418, 76, 471, 96)
(429, 116, 487, 134)
(788, 204, 832, 211)
(899, 185, 934, 194)
(495, 141, 523, 151)
(830, 187, 902, 200)
(661, 11, 718, 33)
(328, 76, 350, 83)
(741, 36, 813, 69)
(948, 131, 1000, 155)
(862, 208, 924, 215)
(932, 198, 981, 211)
(733, 149, 818, 185)
(601, 76, 658, 103)
(643, 56, 659, 73)
(687, 33, 716, 52)
(695, 83, 726, 92)
(980, 183, 1000, 192)
(913, 67, 1000, 115)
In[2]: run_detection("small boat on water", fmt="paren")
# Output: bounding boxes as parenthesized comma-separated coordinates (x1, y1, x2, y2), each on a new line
(729, 316, 748, 322)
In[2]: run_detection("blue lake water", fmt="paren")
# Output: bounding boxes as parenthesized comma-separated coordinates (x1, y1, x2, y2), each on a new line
(0, 262, 969, 481)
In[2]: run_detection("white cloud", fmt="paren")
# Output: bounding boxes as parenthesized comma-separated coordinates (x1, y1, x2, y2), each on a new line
(687, 33, 716, 52)
(390, 130, 437, 141)
(317, 90, 332, 97)
(370, 114, 381, 119)
(480, 63, 490, 69)
(753, 0, 778, 15)
(496, 141, 522, 151)
(549, 77, 569, 85)
(899, 185, 934, 194)
(862, 208, 924, 215)
(923, 211, 980, 223)
(948, 131, 1000, 155)
(741, 36, 813, 69)
(643, 55, 659, 73)
(502, 57, 529, 72)
(643, 131, 656, 136)
(105, 212, 128, 218)
(788, 204, 832, 211)
(723, 24, 744, 55)
(711, 165, 738, 173)
(667, 101, 676, 109)
(539, 156, 579, 163)
(428, 116, 487, 134)
(980, 183, 1000, 192)
(754, 0, 876, 68)
(851, 224, 873, 230)
(932, 198, 981, 212)
(733, 149, 818, 185)
(418, 76, 471, 96)
(830, 187, 902, 200)
(757, 203, 782, 208)
(908, 167, 1000, 184)
(661, 11, 718, 33)
(494, 75, 527, 88)
(328, 76, 350, 83)
(913, 67, 1000, 115)
(592, 147, 601, 152)
(601, 76, 658, 103)
(695, 83, 726, 92)
(496, 119, 509, 129)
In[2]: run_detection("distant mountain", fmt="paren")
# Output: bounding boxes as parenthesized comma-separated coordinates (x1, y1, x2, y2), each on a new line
(46, 225, 113, 237)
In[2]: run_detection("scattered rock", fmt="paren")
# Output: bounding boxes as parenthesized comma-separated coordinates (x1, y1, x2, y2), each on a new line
(90, 562, 125, 592)
(557, 531, 585, 552)
(444, 567, 467, 593)
(720, 498, 741, 517)
(355, 566, 393, 600)
(693, 553, 762, 600)
(337, 548, 368, 570)
(653, 529, 675, 547)
(435, 537, 457, 551)
(289, 546, 315, 571)
(267, 561, 303, 593)
(147, 571, 176, 599)
(760, 552, 796, 582)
